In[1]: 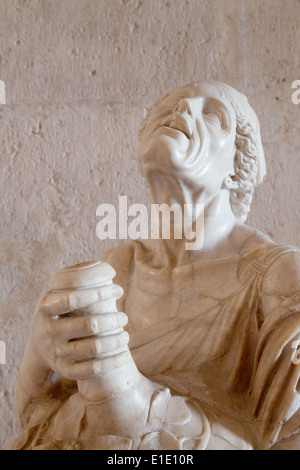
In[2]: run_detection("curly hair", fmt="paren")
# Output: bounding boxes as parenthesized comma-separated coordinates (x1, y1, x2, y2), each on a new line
(217, 83, 266, 222)
(230, 117, 260, 221)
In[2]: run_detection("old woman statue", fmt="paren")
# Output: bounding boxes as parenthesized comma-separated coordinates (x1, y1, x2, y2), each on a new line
(6, 81, 300, 450)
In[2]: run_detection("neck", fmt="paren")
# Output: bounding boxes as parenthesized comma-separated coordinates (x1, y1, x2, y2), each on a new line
(147, 173, 238, 267)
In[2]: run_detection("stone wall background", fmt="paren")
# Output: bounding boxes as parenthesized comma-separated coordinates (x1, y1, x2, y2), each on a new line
(0, 0, 299, 448)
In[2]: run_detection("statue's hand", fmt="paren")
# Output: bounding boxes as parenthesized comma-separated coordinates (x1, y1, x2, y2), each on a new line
(16, 261, 132, 416)
(21, 259, 128, 390)
(29, 280, 128, 381)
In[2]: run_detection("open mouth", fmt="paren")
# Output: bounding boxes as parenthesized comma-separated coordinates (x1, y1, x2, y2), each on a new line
(159, 112, 193, 141)
(167, 124, 190, 139)
(161, 114, 191, 140)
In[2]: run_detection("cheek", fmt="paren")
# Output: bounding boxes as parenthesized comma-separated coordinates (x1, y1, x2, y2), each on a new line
(209, 130, 235, 155)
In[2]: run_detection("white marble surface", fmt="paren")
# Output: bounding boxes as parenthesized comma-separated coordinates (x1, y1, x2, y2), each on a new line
(1, 3, 300, 450)
(5, 82, 300, 450)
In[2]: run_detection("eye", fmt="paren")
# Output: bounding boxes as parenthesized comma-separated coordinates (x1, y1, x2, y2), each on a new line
(204, 110, 223, 127)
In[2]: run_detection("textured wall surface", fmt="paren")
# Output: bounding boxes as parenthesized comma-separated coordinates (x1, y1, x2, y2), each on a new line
(0, 0, 299, 448)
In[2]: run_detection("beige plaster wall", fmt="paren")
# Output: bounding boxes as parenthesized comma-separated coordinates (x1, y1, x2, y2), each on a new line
(0, 0, 299, 448)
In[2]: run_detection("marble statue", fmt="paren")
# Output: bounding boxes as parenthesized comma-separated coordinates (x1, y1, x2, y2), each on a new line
(5, 81, 300, 450)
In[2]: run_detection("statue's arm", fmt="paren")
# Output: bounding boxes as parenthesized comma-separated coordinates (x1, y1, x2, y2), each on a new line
(254, 250, 300, 448)
(14, 291, 74, 423)
(14, 343, 55, 424)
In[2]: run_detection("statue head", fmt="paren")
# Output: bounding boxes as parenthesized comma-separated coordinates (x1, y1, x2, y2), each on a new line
(138, 81, 266, 223)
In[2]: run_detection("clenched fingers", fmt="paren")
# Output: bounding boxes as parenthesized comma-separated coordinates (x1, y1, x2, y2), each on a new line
(56, 330, 130, 361)
(41, 284, 124, 317)
(61, 350, 132, 380)
(47, 311, 128, 340)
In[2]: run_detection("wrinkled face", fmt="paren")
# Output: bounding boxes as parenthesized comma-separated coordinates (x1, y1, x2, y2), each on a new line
(138, 82, 237, 196)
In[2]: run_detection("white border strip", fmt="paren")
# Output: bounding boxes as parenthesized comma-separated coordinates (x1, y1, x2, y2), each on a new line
(0, 80, 5, 104)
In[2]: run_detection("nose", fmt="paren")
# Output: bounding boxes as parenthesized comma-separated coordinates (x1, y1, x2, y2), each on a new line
(174, 97, 201, 119)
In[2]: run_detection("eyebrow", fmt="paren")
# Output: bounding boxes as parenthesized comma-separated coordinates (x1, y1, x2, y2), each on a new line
(203, 96, 231, 110)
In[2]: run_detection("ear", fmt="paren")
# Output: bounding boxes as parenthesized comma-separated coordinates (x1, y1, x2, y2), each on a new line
(221, 174, 239, 190)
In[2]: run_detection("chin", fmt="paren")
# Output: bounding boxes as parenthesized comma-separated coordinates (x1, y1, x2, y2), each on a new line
(139, 146, 184, 175)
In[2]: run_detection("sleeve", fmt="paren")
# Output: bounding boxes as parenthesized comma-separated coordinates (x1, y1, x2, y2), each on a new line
(249, 250, 300, 449)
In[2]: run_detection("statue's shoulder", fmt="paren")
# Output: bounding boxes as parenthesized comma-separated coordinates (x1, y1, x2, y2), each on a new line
(260, 244, 300, 297)
(100, 241, 135, 265)
(238, 225, 277, 255)
(99, 240, 143, 283)
(238, 225, 300, 296)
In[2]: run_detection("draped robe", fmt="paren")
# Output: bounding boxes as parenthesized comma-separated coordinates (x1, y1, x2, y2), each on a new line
(101, 233, 300, 449)
(6, 232, 300, 450)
